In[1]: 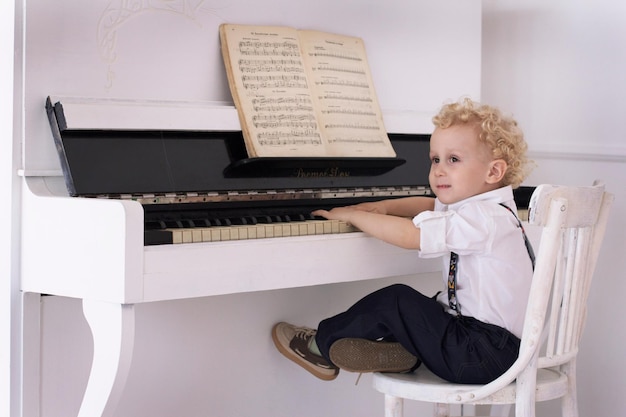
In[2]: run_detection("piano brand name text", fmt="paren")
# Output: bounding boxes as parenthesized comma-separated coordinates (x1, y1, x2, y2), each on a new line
(295, 167, 350, 178)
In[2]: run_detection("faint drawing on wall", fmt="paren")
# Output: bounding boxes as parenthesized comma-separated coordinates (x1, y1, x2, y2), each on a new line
(97, 0, 222, 89)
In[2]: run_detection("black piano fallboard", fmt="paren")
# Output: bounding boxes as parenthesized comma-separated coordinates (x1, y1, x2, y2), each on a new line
(48, 98, 430, 196)
(51, 131, 430, 197)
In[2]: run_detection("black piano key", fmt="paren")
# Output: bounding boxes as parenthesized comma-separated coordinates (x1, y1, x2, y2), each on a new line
(209, 219, 222, 226)
(194, 219, 211, 227)
(145, 220, 167, 230)
(257, 215, 283, 224)
(164, 220, 185, 228)
(144, 230, 173, 245)
(223, 216, 257, 225)
(289, 213, 306, 221)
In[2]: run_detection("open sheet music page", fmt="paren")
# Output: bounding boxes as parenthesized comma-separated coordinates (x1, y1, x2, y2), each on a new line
(298, 30, 394, 158)
(219, 24, 395, 158)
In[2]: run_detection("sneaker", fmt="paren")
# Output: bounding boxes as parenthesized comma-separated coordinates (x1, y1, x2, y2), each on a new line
(271, 322, 339, 381)
(329, 338, 420, 373)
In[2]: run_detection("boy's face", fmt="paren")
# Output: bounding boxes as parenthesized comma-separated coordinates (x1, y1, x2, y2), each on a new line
(428, 124, 505, 205)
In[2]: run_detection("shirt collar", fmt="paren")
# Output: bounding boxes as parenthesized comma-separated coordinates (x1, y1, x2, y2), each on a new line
(435, 185, 515, 212)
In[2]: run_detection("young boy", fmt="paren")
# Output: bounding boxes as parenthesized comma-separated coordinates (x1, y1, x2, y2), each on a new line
(272, 98, 534, 383)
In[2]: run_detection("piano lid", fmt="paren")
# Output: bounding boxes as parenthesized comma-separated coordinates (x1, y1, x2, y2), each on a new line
(46, 97, 432, 197)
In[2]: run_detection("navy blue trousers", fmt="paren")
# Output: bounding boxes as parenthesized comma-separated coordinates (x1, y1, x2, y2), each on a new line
(315, 283, 520, 384)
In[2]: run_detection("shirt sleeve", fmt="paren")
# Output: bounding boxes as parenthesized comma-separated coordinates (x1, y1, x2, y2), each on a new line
(413, 203, 497, 258)
(412, 210, 453, 256)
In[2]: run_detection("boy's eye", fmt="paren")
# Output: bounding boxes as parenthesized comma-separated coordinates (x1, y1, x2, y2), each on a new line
(430, 156, 459, 164)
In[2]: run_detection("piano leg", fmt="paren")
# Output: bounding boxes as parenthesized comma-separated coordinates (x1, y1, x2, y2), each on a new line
(78, 300, 135, 417)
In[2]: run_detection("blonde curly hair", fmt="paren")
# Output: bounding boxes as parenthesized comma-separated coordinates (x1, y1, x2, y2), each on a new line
(431, 98, 531, 189)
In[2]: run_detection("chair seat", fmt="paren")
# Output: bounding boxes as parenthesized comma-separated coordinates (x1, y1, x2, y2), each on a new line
(372, 366, 569, 405)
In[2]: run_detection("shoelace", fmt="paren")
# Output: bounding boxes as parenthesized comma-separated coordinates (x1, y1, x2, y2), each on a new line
(355, 373, 363, 385)
(294, 326, 316, 340)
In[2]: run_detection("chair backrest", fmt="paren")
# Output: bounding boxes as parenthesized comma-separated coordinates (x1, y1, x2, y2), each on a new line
(528, 183, 612, 370)
(449, 182, 613, 403)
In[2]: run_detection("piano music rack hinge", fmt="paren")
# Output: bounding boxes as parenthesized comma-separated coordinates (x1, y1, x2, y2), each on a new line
(90, 186, 433, 206)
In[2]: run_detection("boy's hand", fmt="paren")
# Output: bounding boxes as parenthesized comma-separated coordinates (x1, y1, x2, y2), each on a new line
(312, 202, 386, 221)
(313, 205, 421, 250)
(350, 201, 387, 214)
(311, 207, 355, 222)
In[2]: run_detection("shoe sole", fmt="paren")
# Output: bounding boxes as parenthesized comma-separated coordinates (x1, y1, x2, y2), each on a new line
(271, 323, 338, 381)
(329, 338, 418, 373)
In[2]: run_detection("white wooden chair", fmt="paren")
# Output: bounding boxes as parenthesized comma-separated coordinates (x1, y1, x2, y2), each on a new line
(372, 182, 613, 417)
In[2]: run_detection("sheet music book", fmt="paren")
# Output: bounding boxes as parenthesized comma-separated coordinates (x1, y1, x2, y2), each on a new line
(219, 24, 396, 158)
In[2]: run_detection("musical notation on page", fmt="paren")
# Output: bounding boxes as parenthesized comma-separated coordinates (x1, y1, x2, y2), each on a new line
(219, 24, 396, 158)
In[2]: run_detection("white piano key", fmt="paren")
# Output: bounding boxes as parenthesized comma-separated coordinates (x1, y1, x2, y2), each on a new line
(169, 229, 183, 244)
(220, 228, 231, 241)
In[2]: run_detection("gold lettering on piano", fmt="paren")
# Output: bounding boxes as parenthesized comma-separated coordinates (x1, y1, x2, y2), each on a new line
(294, 167, 350, 178)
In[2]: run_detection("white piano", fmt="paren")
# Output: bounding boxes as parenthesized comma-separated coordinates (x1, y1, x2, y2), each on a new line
(20, 98, 442, 416)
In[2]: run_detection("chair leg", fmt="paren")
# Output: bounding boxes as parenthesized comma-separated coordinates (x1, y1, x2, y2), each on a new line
(561, 361, 579, 417)
(514, 365, 538, 417)
(434, 403, 449, 417)
(385, 395, 403, 417)
(490, 404, 512, 416)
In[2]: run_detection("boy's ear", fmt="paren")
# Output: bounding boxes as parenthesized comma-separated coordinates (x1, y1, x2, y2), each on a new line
(486, 159, 507, 184)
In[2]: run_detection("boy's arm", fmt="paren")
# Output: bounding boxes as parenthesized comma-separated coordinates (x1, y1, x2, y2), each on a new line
(350, 196, 435, 217)
(312, 207, 421, 250)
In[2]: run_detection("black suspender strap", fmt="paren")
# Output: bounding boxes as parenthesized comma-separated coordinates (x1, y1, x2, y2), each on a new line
(447, 203, 536, 314)
(499, 203, 536, 269)
(447, 252, 460, 313)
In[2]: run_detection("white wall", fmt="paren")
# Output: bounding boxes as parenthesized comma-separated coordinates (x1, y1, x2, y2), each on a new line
(482, 1, 626, 416)
(2, 0, 19, 416)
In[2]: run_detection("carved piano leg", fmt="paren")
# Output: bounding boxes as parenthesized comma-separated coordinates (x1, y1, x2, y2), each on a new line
(78, 300, 135, 417)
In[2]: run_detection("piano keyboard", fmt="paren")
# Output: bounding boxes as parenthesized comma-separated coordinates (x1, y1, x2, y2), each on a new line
(150, 208, 530, 245)
(166, 219, 359, 244)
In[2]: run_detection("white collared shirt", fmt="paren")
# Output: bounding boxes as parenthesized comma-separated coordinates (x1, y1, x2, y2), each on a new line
(412, 186, 533, 338)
